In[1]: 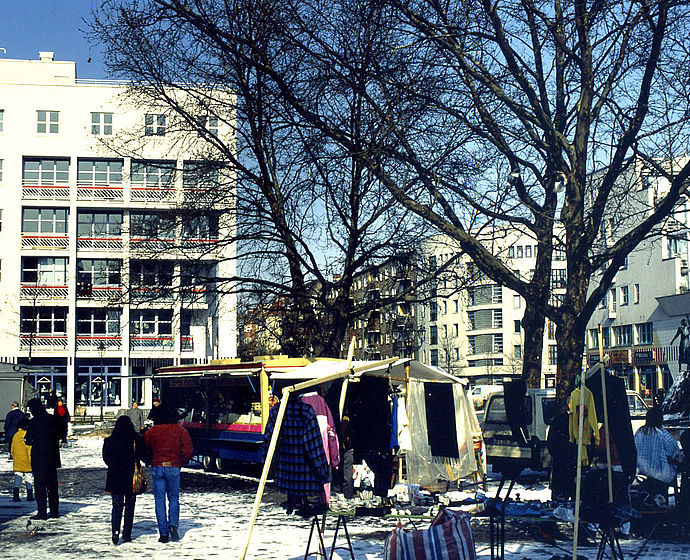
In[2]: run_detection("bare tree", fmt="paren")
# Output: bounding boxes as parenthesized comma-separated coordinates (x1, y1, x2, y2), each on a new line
(196, 0, 690, 406)
(90, 0, 450, 358)
(91, 1, 690, 407)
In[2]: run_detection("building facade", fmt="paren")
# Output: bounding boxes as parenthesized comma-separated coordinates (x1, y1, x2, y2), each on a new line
(416, 233, 561, 386)
(585, 162, 690, 401)
(0, 53, 237, 414)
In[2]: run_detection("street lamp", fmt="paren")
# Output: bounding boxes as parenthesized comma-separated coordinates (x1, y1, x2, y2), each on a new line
(96, 340, 106, 421)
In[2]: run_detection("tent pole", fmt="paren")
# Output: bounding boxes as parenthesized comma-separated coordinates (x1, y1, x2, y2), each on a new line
(239, 386, 292, 560)
(338, 336, 356, 420)
(239, 354, 397, 560)
(598, 325, 614, 504)
(572, 342, 588, 560)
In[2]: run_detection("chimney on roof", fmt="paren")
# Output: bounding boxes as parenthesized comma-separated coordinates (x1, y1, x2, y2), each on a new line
(38, 51, 54, 62)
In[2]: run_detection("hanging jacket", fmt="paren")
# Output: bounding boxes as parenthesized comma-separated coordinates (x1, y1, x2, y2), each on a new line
(300, 393, 340, 468)
(12, 428, 32, 473)
(569, 386, 599, 465)
(586, 372, 637, 480)
(264, 398, 330, 496)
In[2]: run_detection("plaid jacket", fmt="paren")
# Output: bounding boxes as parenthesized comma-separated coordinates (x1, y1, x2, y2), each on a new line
(264, 398, 330, 495)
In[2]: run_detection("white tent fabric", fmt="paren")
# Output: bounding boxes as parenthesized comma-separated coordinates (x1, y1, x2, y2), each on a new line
(405, 380, 480, 487)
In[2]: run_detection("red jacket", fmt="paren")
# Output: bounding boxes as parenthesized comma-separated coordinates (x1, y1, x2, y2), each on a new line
(144, 423, 193, 468)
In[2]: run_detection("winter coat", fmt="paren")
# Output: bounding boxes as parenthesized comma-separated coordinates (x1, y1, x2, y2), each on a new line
(124, 407, 145, 432)
(144, 423, 193, 467)
(103, 433, 145, 494)
(25, 409, 61, 473)
(4, 408, 25, 445)
(12, 428, 32, 473)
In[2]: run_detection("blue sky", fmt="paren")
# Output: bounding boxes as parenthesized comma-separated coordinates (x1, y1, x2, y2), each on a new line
(0, 0, 109, 79)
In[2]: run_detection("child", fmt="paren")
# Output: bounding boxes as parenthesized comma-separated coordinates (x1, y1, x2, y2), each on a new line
(11, 417, 34, 502)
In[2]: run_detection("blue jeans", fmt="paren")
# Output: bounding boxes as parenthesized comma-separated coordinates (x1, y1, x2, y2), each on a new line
(152, 466, 180, 536)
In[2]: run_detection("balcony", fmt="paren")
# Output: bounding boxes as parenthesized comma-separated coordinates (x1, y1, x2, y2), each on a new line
(76, 285, 123, 301)
(22, 184, 70, 200)
(130, 287, 174, 302)
(20, 284, 69, 301)
(130, 186, 176, 203)
(180, 335, 194, 352)
(20, 334, 68, 350)
(183, 187, 218, 204)
(130, 335, 174, 351)
(77, 185, 124, 201)
(77, 237, 123, 252)
(130, 237, 175, 252)
(181, 288, 209, 305)
(76, 335, 122, 350)
(21, 234, 69, 250)
(180, 238, 220, 254)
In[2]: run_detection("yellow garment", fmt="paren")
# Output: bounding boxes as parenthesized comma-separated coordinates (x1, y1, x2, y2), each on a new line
(568, 386, 599, 465)
(11, 428, 32, 473)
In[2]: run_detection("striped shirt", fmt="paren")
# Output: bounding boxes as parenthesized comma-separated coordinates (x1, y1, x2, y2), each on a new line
(634, 428, 683, 485)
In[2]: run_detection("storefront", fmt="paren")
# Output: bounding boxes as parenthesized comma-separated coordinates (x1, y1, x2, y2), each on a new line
(17, 357, 68, 404)
(75, 359, 122, 407)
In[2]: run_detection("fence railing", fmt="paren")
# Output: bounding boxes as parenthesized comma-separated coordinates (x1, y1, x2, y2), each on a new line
(21, 235, 69, 250)
(181, 335, 194, 352)
(76, 336, 122, 349)
(76, 185, 124, 201)
(130, 336, 175, 350)
(20, 284, 69, 300)
(20, 334, 68, 349)
(130, 186, 176, 202)
(22, 185, 70, 200)
(130, 238, 175, 252)
(77, 237, 123, 252)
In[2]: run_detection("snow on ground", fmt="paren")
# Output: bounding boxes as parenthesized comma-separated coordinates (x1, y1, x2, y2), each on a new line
(0, 436, 689, 559)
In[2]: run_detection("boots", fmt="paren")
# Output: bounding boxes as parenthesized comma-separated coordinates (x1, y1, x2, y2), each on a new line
(12, 488, 20, 502)
(26, 487, 34, 501)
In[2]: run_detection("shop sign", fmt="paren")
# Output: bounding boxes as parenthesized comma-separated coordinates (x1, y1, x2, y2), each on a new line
(609, 350, 630, 364)
(633, 349, 654, 364)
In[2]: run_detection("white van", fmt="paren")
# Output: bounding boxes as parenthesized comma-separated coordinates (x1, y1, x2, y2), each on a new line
(482, 388, 648, 473)
(470, 385, 503, 409)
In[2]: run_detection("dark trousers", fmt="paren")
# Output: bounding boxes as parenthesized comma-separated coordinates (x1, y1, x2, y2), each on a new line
(111, 493, 136, 539)
(34, 468, 59, 517)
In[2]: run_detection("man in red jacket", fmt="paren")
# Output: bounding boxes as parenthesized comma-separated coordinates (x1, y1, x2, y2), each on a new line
(143, 407, 193, 543)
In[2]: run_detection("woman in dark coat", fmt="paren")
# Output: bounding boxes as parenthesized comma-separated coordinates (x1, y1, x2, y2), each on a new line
(103, 415, 145, 544)
(25, 398, 61, 520)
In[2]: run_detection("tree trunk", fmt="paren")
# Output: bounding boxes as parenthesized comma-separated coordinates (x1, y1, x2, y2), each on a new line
(555, 312, 586, 413)
(521, 304, 545, 387)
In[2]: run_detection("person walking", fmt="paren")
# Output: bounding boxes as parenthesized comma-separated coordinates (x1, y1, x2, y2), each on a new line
(124, 401, 145, 433)
(11, 417, 34, 502)
(144, 407, 193, 543)
(103, 415, 145, 544)
(25, 398, 61, 520)
(147, 397, 164, 426)
(54, 398, 70, 445)
(4, 401, 25, 453)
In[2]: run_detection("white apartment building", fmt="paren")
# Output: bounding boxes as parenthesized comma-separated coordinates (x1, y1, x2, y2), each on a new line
(586, 161, 690, 401)
(418, 232, 562, 387)
(0, 53, 237, 415)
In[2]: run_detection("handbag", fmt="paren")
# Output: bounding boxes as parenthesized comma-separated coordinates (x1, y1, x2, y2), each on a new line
(132, 441, 147, 495)
(384, 507, 476, 560)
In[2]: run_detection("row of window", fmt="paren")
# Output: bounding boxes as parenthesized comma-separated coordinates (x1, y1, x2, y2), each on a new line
(20, 208, 219, 239)
(19, 306, 196, 337)
(20, 257, 211, 288)
(18, 158, 219, 187)
(0, 109, 218, 138)
(588, 323, 654, 348)
(601, 284, 641, 309)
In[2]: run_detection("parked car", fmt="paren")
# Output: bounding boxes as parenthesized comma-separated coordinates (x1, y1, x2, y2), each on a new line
(470, 385, 503, 409)
(482, 388, 648, 473)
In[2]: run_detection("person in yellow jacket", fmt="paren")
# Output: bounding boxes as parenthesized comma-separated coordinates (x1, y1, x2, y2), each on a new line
(568, 385, 600, 466)
(11, 417, 34, 502)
